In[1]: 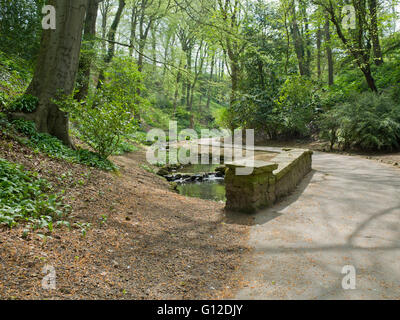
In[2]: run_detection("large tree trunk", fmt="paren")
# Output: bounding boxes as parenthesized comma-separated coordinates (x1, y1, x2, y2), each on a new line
(206, 53, 215, 111)
(75, 0, 99, 101)
(290, 5, 309, 77)
(325, 17, 334, 86)
(17, 0, 89, 147)
(97, 0, 125, 88)
(302, 6, 312, 77)
(229, 60, 239, 108)
(187, 42, 205, 128)
(326, 3, 377, 91)
(316, 24, 322, 79)
(105, 0, 125, 64)
(136, 19, 152, 109)
(368, 0, 383, 65)
(129, 7, 137, 57)
(172, 57, 183, 117)
(186, 48, 193, 128)
(361, 65, 378, 92)
(100, 0, 111, 54)
(392, 0, 397, 34)
(151, 23, 158, 73)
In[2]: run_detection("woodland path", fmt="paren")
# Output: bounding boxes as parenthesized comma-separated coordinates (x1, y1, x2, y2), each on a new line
(235, 151, 400, 299)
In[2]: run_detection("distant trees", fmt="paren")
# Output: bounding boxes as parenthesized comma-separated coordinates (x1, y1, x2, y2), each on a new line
(0, 0, 44, 60)
(4, 0, 399, 149)
(75, 0, 101, 101)
(317, 0, 378, 91)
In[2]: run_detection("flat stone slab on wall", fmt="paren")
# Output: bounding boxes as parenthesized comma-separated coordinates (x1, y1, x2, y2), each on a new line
(225, 148, 313, 213)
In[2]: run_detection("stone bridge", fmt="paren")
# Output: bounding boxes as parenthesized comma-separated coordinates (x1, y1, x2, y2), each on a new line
(225, 148, 313, 213)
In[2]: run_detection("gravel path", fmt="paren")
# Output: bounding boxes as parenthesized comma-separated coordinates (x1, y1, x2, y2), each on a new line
(235, 151, 400, 299)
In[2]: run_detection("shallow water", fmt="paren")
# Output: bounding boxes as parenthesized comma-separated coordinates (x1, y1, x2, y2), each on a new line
(177, 180, 226, 202)
(175, 163, 226, 201)
(171, 149, 277, 202)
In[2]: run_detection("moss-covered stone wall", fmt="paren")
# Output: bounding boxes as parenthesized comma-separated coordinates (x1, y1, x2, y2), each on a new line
(225, 149, 313, 213)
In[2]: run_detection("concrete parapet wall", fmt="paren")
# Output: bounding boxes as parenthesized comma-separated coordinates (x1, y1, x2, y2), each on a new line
(225, 149, 313, 213)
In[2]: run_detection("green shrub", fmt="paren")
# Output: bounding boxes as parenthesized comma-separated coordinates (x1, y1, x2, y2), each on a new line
(0, 158, 69, 230)
(0, 1, 43, 61)
(175, 106, 192, 129)
(0, 50, 33, 81)
(141, 104, 170, 129)
(11, 118, 36, 136)
(111, 139, 138, 155)
(0, 92, 10, 110)
(60, 57, 143, 158)
(70, 127, 138, 156)
(374, 59, 400, 100)
(214, 106, 237, 133)
(233, 76, 319, 139)
(127, 131, 153, 146)
(318, 111, 340, 150)
(8, 94, 38, 113)
(65, 97, 137, 158)
(274, 76, 318, 138)
(11, 119, 117, 171)
(319, 92, 400, 151)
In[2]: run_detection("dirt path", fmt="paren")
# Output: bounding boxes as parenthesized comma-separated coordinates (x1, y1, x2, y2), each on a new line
(235, 151, 400, 299)
(0, 142, 250, 299)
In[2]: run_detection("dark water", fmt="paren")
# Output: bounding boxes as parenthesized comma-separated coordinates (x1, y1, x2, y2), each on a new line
(177, 179, 226, 202)
(175, 163, 226, 202)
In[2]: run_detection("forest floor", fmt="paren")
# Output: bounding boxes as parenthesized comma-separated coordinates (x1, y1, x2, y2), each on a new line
(0, 135, 251, 300)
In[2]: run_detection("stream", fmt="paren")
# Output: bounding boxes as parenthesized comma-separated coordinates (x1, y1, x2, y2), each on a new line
(169, 164, 226, 202)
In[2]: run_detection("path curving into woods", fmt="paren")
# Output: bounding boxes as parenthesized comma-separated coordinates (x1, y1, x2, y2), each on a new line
(235, 151, 400, 299)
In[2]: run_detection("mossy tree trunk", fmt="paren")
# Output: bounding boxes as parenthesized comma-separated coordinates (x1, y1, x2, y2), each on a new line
(368, 0, 383, 66)
(97, 0, 126, 88)
(74, 0, 100, 101)
(325, 16, 334, 86)
(13, 0, 90, 147)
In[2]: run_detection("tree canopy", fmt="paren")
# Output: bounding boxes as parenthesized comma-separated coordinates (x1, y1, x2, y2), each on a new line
(1, 0, 399, 152)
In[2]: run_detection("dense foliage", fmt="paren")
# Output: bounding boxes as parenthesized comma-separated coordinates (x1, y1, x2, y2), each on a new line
(319, 92, 400, 151)
(0, 0, 43, 61)
(7, 94, 38, 113)
(1, 0, 400, 156)
(9, 118, 117, 171)
(0, 157, 68, 230)
(62, 58, 143, 158)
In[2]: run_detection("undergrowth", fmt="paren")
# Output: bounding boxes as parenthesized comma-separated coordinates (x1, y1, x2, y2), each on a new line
(0, 157, 70, 231)
(1, 116, 117, 171)
(71, 127, 139, 156)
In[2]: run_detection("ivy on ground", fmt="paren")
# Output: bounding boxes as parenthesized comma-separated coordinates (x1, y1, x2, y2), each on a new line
(0, 157, 70, 230)
(10, 118, 117, 171)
